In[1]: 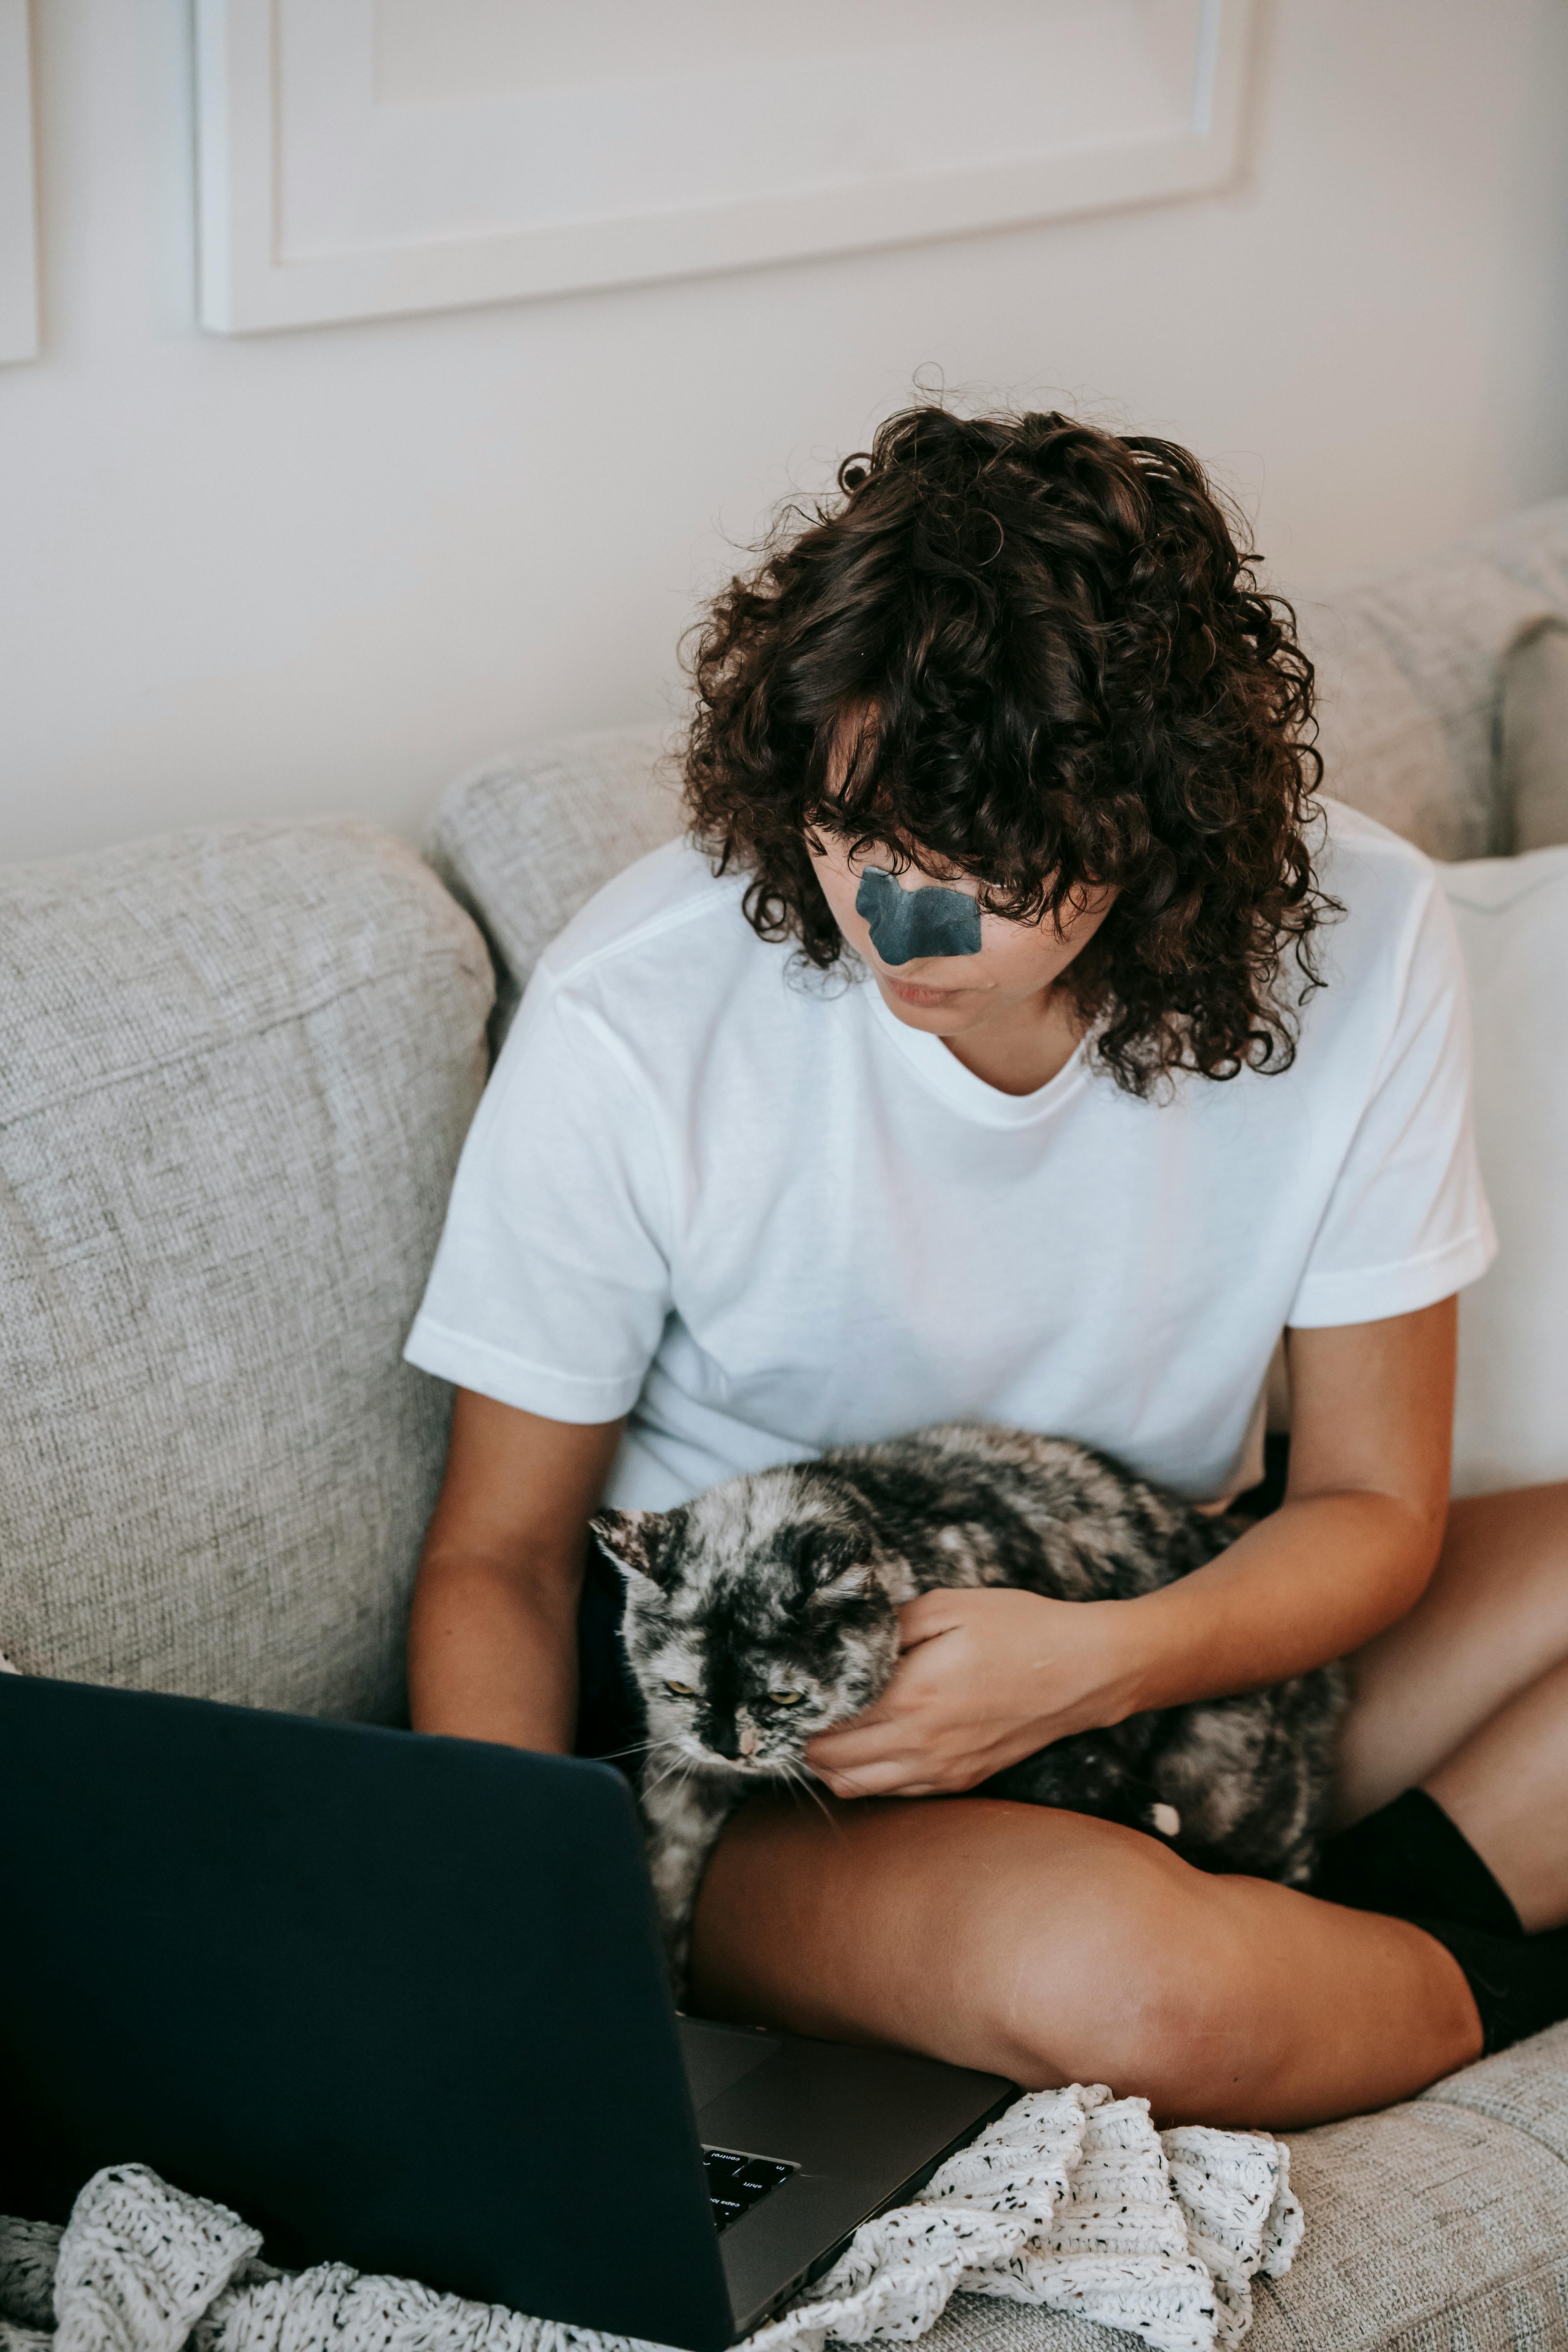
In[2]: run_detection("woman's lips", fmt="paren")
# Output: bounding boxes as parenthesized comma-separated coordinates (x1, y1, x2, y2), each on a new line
(884, 975, 965, 1007)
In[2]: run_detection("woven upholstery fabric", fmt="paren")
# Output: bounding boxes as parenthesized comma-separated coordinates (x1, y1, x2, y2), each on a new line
(908, 2024, 1568, 2352)
(1249, 2023, 1568, 2348)
(1300, 495, 1568, 860)
(0, 820, 492, 1721)
(428, 728, 684, 1036)
(1502, 620, 1568, 851)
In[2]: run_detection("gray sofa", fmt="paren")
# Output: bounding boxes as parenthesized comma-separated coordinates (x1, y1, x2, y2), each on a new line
(3, 498, 1568, 2352)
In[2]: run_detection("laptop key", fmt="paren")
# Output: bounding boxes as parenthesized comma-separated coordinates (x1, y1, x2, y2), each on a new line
(702, 2148, 796, 2233)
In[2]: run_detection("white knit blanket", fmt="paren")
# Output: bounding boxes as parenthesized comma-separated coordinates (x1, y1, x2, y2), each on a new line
(0, 2085, 1299, 2352)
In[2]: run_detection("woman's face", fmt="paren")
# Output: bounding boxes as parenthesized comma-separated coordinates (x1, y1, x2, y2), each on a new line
(806, 831, 1117, 1042)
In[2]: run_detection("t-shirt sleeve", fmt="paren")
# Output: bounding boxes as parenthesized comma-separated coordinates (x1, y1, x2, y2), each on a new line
(1289, 876, 1496, 1328)
(403, 973, 673, 1421)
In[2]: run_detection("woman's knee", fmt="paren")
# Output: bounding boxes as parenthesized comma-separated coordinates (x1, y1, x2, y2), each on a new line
(980, 1847, 1277, 2109)
(987, 1861, 1483, 2127)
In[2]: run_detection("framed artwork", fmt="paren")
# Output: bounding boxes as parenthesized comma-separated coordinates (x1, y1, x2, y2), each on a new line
(0, 0, 38, 363)
(195, 0, 1255, 335)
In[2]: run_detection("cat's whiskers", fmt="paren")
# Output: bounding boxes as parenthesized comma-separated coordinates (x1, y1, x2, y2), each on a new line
(778, 1754, 838, 1831)
(637, 1740, 697, 1798)
(595, 1735, 657, 1765)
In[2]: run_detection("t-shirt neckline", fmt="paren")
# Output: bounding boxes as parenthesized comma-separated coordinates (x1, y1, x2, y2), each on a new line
(864, 977, 1093, 1126)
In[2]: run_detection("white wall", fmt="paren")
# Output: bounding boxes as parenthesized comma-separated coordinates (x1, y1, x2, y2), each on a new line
(3, 0, 1566, 866)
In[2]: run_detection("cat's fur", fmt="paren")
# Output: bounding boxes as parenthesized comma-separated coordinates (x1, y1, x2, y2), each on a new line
(592, 1423, 1346, 1985)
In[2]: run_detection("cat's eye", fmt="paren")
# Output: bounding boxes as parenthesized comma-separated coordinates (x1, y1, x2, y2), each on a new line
(664, 1680, 697, 1698)
(768, 1690, 806, 1706)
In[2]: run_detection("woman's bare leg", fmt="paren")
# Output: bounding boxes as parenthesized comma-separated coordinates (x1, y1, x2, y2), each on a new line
(1334, 1483, 1568, 1822)
(1333, 1483, 1568, 1926)
(1423, 1653, 1568, 1930)
(687, 1793, 1481, 2130)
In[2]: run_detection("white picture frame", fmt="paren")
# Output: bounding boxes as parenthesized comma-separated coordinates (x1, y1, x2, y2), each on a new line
(0, 0, 38, 364)
(195, 0, 1255, 337)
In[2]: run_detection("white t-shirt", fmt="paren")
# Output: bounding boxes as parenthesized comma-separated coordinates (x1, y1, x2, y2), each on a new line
(405, 802, 1495, 1510)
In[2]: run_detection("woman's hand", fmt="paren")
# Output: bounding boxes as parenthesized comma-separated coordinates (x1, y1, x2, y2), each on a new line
(803, 1588, 1142, 1799)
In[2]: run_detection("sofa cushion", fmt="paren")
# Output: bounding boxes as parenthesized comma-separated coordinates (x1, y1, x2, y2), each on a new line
(1299, 502, 1568, 862)
(428, 728, 684, 1035)
(1501, 619, 1568, 852)
(1438, 845, 1568, 1497)
(1250, 2023, 1568, 2349)
(0, 820, 492, 1722)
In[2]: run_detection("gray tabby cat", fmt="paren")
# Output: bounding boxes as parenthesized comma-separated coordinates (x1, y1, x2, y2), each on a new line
(592, 1423, 1346, 1986)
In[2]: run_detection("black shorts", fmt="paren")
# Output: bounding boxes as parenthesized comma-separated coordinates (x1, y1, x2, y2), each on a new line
(574, 1539, 647, 1774)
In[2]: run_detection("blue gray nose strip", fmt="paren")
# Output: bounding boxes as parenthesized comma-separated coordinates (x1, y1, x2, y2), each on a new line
(855, 866, 983, 964)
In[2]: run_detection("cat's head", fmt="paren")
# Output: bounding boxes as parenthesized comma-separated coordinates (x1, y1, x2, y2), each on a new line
(592, 1465, 899, 1777)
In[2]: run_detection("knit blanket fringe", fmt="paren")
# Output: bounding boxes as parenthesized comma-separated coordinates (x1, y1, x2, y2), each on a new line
(0, 2085, 1301, 2352)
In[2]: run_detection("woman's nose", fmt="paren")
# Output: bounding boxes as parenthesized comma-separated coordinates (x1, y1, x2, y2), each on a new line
(855, 867, 982, 963)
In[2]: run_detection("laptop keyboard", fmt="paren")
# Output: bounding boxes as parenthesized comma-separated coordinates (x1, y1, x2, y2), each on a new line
(702, 2147, 796, 2232)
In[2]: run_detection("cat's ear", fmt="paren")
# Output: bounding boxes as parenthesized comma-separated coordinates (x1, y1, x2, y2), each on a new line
(592, 1508, 673, 1591)
(808, 1557, 871, 1604)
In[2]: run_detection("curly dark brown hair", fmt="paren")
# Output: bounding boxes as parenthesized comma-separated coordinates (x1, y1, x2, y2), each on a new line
(682, 403, 1335, 1095)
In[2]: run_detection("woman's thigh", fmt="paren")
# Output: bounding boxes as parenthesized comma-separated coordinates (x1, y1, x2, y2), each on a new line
(1333, 1482, 1568, 1826)
(686, 1791, 1479, 2129)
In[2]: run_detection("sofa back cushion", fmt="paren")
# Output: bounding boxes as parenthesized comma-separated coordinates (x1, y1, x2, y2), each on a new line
(1441, 844, 1568, 1495)
(428, 729, 684, 1039)
(1299, 494, 1568, 860)
(0, 820, 492, 1720)
(1501, 618, 1568, 851)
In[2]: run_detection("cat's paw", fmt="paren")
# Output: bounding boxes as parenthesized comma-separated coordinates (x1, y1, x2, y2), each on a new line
(1147, 1801, 1182, 1838)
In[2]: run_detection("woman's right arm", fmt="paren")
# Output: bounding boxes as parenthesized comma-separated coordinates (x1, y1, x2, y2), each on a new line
(407, 1388, 626, 1752)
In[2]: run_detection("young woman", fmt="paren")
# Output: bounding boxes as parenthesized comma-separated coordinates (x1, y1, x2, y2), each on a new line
(404, 406, 1568, 2129)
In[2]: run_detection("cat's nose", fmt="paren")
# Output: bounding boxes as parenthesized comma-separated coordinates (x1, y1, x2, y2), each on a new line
(738, 1725, 759, 1759)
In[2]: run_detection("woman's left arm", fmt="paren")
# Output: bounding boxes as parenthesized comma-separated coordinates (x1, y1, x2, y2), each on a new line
(806, 1296, 1455, 1800)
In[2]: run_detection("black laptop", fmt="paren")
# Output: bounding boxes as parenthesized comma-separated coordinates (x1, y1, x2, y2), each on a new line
(0, 1675, 1013, 2350)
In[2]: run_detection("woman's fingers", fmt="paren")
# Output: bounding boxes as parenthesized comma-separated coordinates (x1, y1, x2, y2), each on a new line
(806, 1688, 945, 1770)
(806, 1709, 999, 1797)
(814, 1756, 954, 1799)
(806, 1734, 917, 1793)
(895, 1589, 971, 1646)
(806, 1711, 947, 1795)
